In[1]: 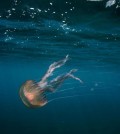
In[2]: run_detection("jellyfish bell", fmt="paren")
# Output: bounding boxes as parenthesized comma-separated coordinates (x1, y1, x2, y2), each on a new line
(19, 80, 48, 108)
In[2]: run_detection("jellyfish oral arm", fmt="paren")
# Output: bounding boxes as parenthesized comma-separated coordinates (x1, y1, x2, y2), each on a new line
(68, 73, 83, 84)
(38, 55, 83, 91)
(44, 69, 83, 93)
(38, 55, 69, 85)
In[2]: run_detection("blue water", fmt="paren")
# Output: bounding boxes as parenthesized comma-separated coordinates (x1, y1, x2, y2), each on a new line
(0, 0, 120, 134)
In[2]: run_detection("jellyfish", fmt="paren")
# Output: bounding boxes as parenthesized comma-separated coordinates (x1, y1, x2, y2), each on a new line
(19, 55, 83, 108)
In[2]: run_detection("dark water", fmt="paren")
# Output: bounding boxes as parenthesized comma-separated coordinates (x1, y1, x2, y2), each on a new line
(0, 0, 120, 134)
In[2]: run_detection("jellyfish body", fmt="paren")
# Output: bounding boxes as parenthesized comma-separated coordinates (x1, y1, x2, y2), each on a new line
(19, 80, 48, 108)
(19, 55, 83, 108)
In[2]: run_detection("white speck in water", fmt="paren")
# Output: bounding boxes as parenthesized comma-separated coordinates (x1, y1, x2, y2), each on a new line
(14, 0, 18, 5)
(4, 32, 7, 35)
(90, 88, 94, 91)
(116, 5, 120, 8)
(50, 2, 53, 5)
(44, 10, 47, 13)
(5, 37, 13, 42)
(95, 83, 98, 87)
(74, 43, 78, 46)
(6, 15, 11, 18)
(87, 0, 103, 1)
(21, 41, 24, 44)
(30, 8, 34, 10)
(72, 29, 75, 32)
(37, 9, 41, 12)
(30, 15, 34, 18)
(52, 11, 56, 14)
(106, 0, 116, 8)
(12, 8, 16, 11)
(7, 10, 11, 13)
(62, 20, 66, 23)
(66, 27, 70, 30)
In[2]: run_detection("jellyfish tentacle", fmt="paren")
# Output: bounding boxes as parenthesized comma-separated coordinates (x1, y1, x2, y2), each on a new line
(39, 55, 69, 84)
(45, 69, 82, 93)
(48, 94, 84, 103)
(49, 54, 69, 70)
(67, 69, 83, 84)
(46, 87, 76, 96)
(48, 93, 115, 104)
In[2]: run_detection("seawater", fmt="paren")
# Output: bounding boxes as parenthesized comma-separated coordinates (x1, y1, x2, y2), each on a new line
(0, 0, 120, 134)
